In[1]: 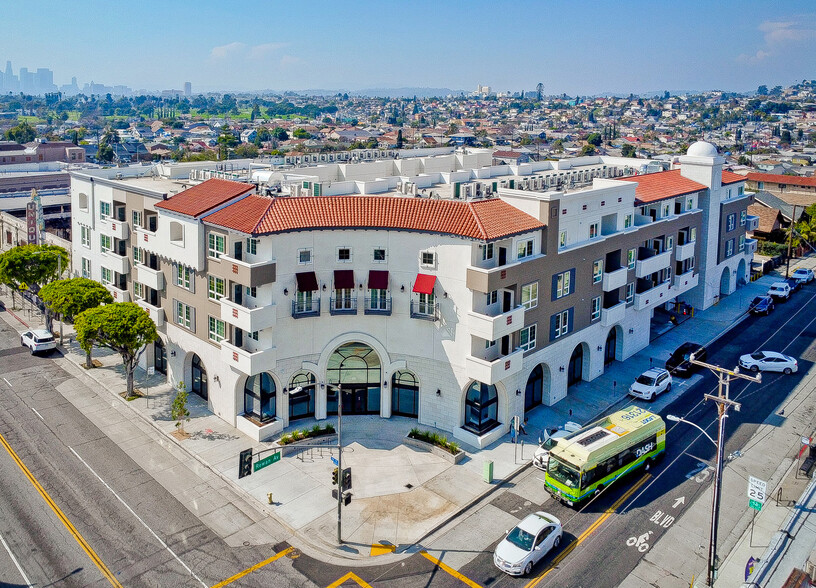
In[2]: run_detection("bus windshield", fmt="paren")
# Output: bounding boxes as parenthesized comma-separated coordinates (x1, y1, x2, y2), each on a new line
(548, 455, 581, 489)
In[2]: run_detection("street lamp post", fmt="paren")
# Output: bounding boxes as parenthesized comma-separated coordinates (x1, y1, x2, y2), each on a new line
(674, 354, 760, 586)
(326, 382, 344, 544)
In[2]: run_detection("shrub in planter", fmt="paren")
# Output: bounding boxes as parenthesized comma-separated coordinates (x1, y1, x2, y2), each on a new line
(408, 427, 460, 455)
(278, 423, 336, 445)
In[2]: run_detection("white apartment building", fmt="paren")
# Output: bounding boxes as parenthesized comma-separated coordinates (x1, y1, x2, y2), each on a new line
(69, 142, 755, 449)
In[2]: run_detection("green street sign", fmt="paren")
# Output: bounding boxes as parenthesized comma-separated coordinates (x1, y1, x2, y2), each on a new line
(749, 499, 762, 511)
(254, 451, 281, 472)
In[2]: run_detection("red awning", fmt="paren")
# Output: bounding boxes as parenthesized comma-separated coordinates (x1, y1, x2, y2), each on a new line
(368, 270, 389, 290)
(296, 271, 318, 292)
(412, 273, 437, 294)
(334, 270, 355, 289)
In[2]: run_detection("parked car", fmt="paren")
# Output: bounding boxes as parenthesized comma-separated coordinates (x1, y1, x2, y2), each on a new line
(786, 278, 802, 293)
(20, 329, 56, 355)
(665, 342, 707, 377)
(791, 268, 815, 284)
(629, 368, 672, 401)
(739, 351, 798, 374)
(494, 512, 563, 576)
(533, 422, 582, 470)
(749, 295, 775, 316)
(768, 282, 791, 301)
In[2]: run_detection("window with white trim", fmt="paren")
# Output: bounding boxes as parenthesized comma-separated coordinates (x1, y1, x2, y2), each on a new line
(554, 310, 569, 338)
(666, 235, 674, 251)
(627, 248, 637, 269)
(486, 290, 498, 305)
(517, 239, 534, 259)
(559, 231, 567, 248)
(740, 210, 746, 226)
(208, 316, 226, 343)
(80, 225, 91, 248)
(420, 251, 436, 266)
(687, 196, 694, 210)
(208, 275, 225, 301)
(133, 246, 143, 265)
(176, 264, 192, 289)
(99, 201, 111, 220)
(555, 271, 571, 298)
(592, 260, 603, 283)
(739, 235, 745, 251)
(337, 247, 352, 262)
(481, 243, 494, 261)
(589, 222, 600, 239)
(298, 248, 313, 265)
(520, 324, 537, 351)
(521, 282, 538, 310)
(81, 257, 91, 278)
(247, 330, 259, 341)
(726, 239, 734, 257)
(662, 203, 670, 218)
(132, 210, 142, 229)
(133, 282, 144, 300)
(246, 286, 257, 298)
(176, 301, 192, 329)
(625, 282, 635, 304)
(246, 238, 258, 255)
(591, 296, 601, 321)
(100, 234, 112, 253)
(484, 338, 496, 349)
(208, 233, 226, 259)
(624, 214, 633, 229)
(100, 267, 112, 285)
(373, 247, 387, 262)
(726, 213, 736, 232)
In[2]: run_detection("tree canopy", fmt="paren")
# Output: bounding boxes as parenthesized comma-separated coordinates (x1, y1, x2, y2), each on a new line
(74, 302, 158, 397)
(39, 277, 113, 320)
(4, 121, 36, 143)
(0, 244, 69, 295)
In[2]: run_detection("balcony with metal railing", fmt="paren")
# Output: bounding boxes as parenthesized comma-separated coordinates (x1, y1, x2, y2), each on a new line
(410, 300, 439, 321)
(364, 296, 392, 316)
(329, 296, 358, 316)
(292, 298, 321, 319)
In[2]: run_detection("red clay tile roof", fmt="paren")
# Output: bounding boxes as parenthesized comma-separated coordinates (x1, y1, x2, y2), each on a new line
(154, 178, 254, 218)
(203, 195, 545, 240)
(721, 170, 747, 185)
(620, 169, 706, 204)
(492, 150, 525, 158)
(746, 172, 816, 188)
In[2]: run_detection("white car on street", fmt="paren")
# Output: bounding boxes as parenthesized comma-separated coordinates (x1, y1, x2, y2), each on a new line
(532, 422, 581, 470)
(20, 329, 56, 355)
(629, 368, 672, 401)
(494, 511, 563, 576)
(792, 268, 815, 284)
(739, 351, 798, 374)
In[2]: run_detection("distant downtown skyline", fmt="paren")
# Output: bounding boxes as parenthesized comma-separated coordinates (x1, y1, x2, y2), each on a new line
(2, 0, 814, 95)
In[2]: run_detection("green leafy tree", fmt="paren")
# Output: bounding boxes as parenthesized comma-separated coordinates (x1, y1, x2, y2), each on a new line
(234, 144, 259, 158)
(271, 127, 289, 141)
(396, 129, 403, 149)
(39, 277, 113, 365)
(0, 244, 69, 329)
(581, 144, 597, 156)
(74, 302, 158, 397)
(217, 125, 239, 159)
(292, 128, 310, 139)
(171, 381, 191, 434)
(4, 121, 36, 143)
(586, 132, 602, 146)
(621, 143, 637, 158)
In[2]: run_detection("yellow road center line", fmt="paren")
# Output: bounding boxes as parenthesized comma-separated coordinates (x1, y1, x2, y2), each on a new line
(211, 546, 294, 588)
(325, 571, 375, 587)
(420, 550, 483, 588)
(525, 473, 651, 588)
(0, 433, 123, 588)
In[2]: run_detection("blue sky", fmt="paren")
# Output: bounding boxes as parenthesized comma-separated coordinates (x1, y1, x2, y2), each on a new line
(2, 1, 814, 94)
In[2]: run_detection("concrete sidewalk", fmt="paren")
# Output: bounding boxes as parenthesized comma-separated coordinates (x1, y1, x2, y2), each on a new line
(0, 258, 808, 565)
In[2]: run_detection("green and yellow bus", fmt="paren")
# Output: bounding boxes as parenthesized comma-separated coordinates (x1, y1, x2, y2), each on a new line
(545, 406, 665, 506)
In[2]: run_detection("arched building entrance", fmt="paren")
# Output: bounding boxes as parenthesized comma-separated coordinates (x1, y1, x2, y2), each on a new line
(391, 370, 419, 417)
(719, 267, 731, 296)
(191, 354, 208, 400)
(605, 328, 617, 365)
(568, 344, 586, 387)
(525, 364, 551, 412)
(327, 342, 382, 415)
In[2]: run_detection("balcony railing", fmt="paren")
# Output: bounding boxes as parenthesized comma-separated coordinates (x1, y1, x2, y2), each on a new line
(219, 255, 276, 288)
(602, 267, 628, 292)
(135, 264, 164, 291)
(364, 296, 392, 316)
(103, 251, 130, 275)
(744, 238, 758, 255)
(465, 347, 524, 386)
(600, 301, 626, 327)
(221, 298, 276, 332)
(410, 300, 439, 321)
(468, 305, 525, 341)
(675, 241, 695, 261)
(633, 280, 671, 311)
(292, 298, 320, 319)
(745, 215, 760, 232)
(635, 250, 672, 278)
(104, 283, 130, 302)
(329, 297, 358, 315)
(136, 299, 165, 327)
(673, 271, 698, 292)
(221, 340, 277, 376)
(102, 219, 129, 240)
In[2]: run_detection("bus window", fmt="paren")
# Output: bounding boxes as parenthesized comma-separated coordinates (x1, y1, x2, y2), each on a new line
(548, 456, 580, 489)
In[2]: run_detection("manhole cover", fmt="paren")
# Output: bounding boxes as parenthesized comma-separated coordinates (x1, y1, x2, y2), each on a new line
(405, 483, 413, 489)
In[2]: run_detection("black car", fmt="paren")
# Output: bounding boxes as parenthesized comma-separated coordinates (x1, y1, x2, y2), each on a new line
(749, 295, 775, 316)
(786, 278, 802, 293)
(665, 342, 707, 377)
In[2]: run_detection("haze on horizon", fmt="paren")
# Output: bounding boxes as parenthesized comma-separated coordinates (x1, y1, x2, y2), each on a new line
(2, 0, 814, 96)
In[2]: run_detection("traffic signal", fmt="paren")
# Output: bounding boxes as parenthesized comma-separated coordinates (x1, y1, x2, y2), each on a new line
(238, 448, 253, 479)
(331, 467, 339, 485)
(341, 467, 352, 491)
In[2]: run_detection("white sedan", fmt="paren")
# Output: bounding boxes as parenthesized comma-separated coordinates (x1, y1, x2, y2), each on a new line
(739, 351, 798, 374)
(494, 512, 562, 576)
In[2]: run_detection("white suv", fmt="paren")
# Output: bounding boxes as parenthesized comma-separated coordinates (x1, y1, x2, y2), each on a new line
(629, 368, 672, 401)
(21, 329, 56, 355)
(792, 268, 815, 284)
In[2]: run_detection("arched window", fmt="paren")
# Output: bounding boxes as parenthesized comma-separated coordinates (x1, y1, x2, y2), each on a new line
(463, 381, 498, 435)
(392, 370, 419, 417)
(244, 373, 276, 422)
(289, 371, 316, 420)
(170, 221, 184, 244)
(191, 354, 207, 400)
(78, 193, 89, 211)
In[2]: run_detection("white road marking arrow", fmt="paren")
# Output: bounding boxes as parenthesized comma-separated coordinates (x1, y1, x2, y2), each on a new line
(673, 496, 685, 508)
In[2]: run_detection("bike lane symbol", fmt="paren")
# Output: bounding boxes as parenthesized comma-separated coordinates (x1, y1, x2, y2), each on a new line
(626, 530, 653, 552)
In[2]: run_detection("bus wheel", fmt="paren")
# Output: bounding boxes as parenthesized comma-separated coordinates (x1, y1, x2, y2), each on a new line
(594, 485, 604, 497)
(644, 458, 654, 471)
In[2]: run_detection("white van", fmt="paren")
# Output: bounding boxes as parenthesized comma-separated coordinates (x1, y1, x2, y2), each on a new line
(532, 422, 581, 470)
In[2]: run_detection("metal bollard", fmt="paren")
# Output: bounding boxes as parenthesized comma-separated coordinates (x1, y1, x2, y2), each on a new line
(267, 492, 273, 504)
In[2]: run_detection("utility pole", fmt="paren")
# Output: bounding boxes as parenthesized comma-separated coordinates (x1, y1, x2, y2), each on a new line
(786, 204, 799, 279)
(688, 354, 760, 586)
(335, 383, 343, 544)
